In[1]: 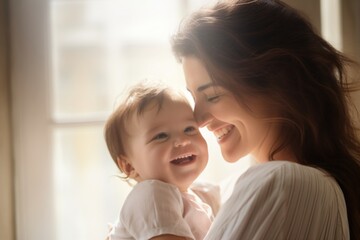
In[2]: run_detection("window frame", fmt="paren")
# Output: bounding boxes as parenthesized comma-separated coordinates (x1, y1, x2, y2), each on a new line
(10, 0, 56, 239)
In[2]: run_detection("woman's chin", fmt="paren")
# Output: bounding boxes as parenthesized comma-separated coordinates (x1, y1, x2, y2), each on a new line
(221, 150, 246, 163)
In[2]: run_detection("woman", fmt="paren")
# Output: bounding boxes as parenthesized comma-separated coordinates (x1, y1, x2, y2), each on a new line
(171, 0, 360, 239)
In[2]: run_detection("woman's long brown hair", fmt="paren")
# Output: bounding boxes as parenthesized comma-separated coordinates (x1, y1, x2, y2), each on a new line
(172, 0, 360, 238)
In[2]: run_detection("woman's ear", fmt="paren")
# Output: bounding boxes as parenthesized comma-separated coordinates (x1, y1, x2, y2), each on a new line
(117, 155, 137, 178)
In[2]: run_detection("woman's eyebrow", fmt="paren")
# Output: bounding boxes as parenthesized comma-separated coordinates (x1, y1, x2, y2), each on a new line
(196, 82, 214, 92)
(186, 82, 214, 95)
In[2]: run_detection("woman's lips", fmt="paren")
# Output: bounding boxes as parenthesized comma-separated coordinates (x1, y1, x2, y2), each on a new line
(214, 125, 234, 142)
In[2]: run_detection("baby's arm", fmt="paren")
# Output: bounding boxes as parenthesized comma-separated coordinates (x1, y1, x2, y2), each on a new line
(190, 181, 221, 216)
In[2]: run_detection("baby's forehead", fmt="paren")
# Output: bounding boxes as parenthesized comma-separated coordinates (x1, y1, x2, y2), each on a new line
(141, 89, 189, 109)
(124, 96, 193, 134)
(165, 92, 191, 106)
(123, 88, 193, 126)
(138, 94, 191, 116)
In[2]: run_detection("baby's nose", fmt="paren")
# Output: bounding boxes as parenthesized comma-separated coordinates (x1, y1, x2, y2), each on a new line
(174, 137, 191, 147)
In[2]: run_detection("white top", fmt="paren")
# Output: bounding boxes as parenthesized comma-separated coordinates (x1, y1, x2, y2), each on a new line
(109, 180, 217, 240)
(204, 161, 350, 240)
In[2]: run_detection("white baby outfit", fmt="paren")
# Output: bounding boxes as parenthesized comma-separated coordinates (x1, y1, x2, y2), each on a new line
(108, 179, 219, 240)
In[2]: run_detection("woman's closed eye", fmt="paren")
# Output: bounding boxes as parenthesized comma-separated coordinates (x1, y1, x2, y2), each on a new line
(205, 87, 225, 103)
(207, 95, 220, 102)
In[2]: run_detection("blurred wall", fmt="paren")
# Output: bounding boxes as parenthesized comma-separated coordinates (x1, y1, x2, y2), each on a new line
(342, 0, 360, 63)
(0, 0, 15, 239)
(285, 0, 360, 125)
(284, 0, 321, 32)
(342, 0, 360, 118)
(284, 0, 360, 62)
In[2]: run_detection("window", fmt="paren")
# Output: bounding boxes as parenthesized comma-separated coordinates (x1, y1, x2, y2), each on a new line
(11, 1, 250, 239)
(13, 1, 350, 239)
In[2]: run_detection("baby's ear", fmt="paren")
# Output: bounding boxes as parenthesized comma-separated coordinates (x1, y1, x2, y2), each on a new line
(117, 155, 137, 177)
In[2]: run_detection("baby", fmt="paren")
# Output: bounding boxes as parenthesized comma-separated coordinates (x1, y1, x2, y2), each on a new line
(104, 81, 219, 240)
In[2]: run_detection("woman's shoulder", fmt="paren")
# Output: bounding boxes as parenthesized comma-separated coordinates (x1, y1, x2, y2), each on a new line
(243, 160, 329, 182)
(235, 160, 342, 201)
(208, 164, 349, 239)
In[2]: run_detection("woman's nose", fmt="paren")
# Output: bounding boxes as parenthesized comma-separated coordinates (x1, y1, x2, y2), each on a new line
(194, 105, 212, 128)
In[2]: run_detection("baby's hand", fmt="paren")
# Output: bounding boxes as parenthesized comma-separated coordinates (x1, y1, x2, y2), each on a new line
(104, 223, 113, 240)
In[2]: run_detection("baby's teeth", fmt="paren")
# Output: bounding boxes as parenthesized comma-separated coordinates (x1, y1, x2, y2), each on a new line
(176, 154, 191, 160)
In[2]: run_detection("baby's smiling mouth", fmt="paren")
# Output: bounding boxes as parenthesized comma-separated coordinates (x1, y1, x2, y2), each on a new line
(170, 154, 196, 165)
(214, 125, 234, 141)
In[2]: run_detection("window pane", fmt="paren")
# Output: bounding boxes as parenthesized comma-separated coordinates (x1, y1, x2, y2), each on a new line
(51, 0, 185, 120)
(53, 125, 131, 240)
(49, 1, 250, 240)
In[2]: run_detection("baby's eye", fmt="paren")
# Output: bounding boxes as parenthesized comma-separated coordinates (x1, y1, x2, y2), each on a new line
(184, 126, 198, 135)
(152, 132, 168, 141)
